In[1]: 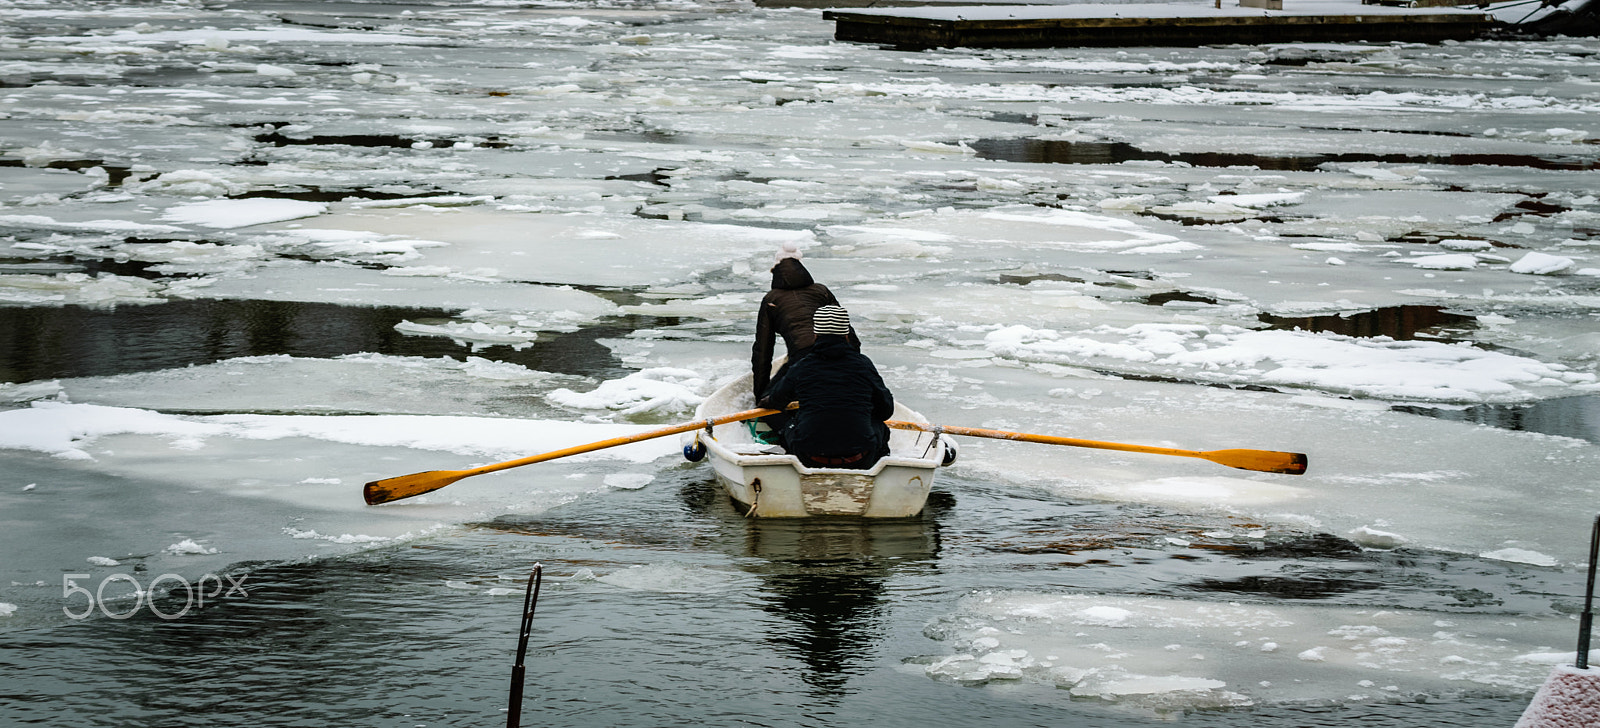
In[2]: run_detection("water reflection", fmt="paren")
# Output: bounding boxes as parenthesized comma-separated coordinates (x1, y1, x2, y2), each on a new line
(733, 514, 943, 697)
(0, 299, 636, 382)
(473, 475, 950, 703)
(1258, 304, 1476, 341)
(969, 137, 1600, 171)
(682, 476, 949, 699)
(1396, 394, 1600, 444)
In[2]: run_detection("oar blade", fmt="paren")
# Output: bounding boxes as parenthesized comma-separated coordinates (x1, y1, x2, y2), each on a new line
(364, 470, 469, 505)
(1203, 449, 1308, 475)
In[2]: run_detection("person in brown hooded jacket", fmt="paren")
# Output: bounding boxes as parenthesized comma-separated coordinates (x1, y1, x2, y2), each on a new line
(752, 242, 859, 400)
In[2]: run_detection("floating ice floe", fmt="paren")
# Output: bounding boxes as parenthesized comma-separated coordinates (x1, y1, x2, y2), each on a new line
(393, 320, 539, 351)
(0, 401, 680, 464)
(280, 208, 813, 287)
(0, 272, 166, 306)
(921, 590, 1574, 707)
(603, 473, 655, 490)
(1, 380, 64, 404)
(1510, 252, 1576, 275)
(1439, 238, 1493, 251)
(164, 539, 217, 555)
(0, 213, 183, 235)
(1348, 526, 1409, 549)
(1479, 547, 1559, 567)
(1404, 253, 1478, 270)
(826, 205, 1188, 255)
(1209, 192, 1306, 208)
(618, 292, 753, 318)
(162, 199, 327, 229)
(111, 240, 267, 275)
(546, 368, 708, 417)
(348, 195, 496, 209)
(283, 528, 392, 544)
(984, 324, 1597, 403)
(128, 169, 245, 197)
(31, 27, 434, 47)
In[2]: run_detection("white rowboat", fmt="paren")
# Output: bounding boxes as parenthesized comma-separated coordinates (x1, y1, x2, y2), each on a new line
(682, 372, 954, 518)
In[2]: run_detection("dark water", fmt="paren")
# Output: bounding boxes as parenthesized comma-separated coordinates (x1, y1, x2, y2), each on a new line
(1396, 394, 1600, 445)
(0, 299, 640, 382)
(968, 137, 1600, 172)
(0, 469, 1555, 727)
(1258, 305, 1477, 342)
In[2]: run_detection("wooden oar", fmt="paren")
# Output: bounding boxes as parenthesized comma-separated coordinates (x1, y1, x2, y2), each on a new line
(363, 407, 779, 505)
(886, 420, 1307, 475)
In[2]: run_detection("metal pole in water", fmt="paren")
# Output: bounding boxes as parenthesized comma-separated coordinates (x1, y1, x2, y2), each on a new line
(507, 563, 543, 728)
(1578, 517, 1598, 670)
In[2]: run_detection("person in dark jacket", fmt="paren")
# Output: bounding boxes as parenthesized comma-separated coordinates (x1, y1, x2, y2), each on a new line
(756, 305, 894, 470)
(752, 242, 859, 400)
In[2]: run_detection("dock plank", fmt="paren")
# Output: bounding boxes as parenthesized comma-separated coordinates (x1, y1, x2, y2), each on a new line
(823, 1, 1499, 48)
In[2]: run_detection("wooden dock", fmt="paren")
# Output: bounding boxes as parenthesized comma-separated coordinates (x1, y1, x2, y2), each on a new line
(822, 1, 1499, 49)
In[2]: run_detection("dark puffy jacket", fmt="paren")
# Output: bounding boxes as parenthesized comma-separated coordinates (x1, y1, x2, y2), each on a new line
(757, 334, 893, 464)
(753, 258, 858, 397)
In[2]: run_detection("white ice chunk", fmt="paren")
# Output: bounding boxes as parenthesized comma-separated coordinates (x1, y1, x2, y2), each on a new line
(164, 539, 218, 555)
(547, 368, 707, 417)
(393, 320, 538, 351)
(1208, 192, 1305, 208)
(163, 199, 326, 229)
(1509, 252, 1575, 275)
(1480, 547, 1559, 567)
(1348, 526, 1409, 549)
(603, 473, 655, 490)
(1405, 254, 1478, 270)
(0, 214, 182, 235)
(283, 528, 391, 544)
(130, 169, 244, 198)
(1098, 675, 1229, 695)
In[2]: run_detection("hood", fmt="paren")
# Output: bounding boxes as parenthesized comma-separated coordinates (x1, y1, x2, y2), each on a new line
(770, 257, 815, 290)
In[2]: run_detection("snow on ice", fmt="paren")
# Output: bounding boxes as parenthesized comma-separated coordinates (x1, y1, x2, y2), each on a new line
(0, 401, 680, 464)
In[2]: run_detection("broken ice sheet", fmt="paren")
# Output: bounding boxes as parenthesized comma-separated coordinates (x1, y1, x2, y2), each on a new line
(252, 207, 814, 286)
(920, 590, 1574, 706)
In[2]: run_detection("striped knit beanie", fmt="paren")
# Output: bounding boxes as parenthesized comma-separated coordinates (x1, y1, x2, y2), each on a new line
(813, 305, 851, 336)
